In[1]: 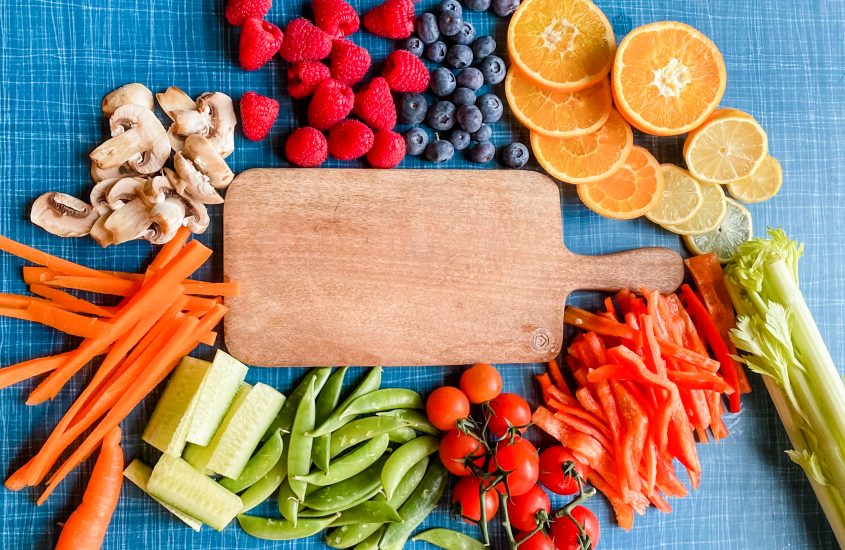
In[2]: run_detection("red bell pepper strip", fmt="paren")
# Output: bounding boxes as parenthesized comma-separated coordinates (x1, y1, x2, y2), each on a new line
(565, 306, 635, 340)
(546, 358, 568, 394)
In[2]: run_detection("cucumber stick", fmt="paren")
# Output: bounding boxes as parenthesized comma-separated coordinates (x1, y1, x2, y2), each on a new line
(123, 459, 203, 532)
(184, 383, 252, 474)
(186, 350, 249, 446)
(146, 455, 242, 531)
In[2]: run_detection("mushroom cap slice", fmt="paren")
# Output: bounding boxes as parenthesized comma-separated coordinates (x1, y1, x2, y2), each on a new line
(173, 153, 224, 205)
(90, 162, 142, 183)
(102, 83, 154, 118)
(182, 197, 209, 234)
(156, 86, 195, 121)
(106, 177, 148, 210)
(90, 179, 119, 216)
(103, 198, 154, 245)
(146, 197, 187, 244)
(197, 92, 237, 159)
(182, 134, 234, 189)
(90, 212, 115, 248)
(30, 192, 100, 238)
(90, 104, 169, 174)
(140, 175, 174, 207)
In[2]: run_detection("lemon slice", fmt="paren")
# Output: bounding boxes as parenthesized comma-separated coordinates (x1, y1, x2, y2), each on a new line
(646, 164, 704, 225)
(683, 108, 768, 184)
(727, 155, 782, 203)
(683, 198, 753, 262)
(663, 183, 727, 235)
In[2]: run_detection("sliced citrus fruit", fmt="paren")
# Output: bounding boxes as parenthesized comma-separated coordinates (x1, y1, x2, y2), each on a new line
(531, 109, 634, 184)
(663, 182, 727, 235)
(683, 198, 752, 263)
(683, 108, 768, 184)
(645, 164, 704, 225)
(727, 155, 782, 203)
(576, 146, 664, 219)
(507, 0, 615, 91)
(506, 69, 612, 138)
(612, 21, 727, 136)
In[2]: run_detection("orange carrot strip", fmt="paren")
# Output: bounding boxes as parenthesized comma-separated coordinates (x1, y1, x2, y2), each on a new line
(147, 226, 191, 274)
(47, 276, 139, 297)
(0, 294, 39, 308)
(183, 295, 217, 313)
(565, 307, 635, 339)
(0, 235, 111, 279)
(0, 302, 110, 339)
(22, 266, 59, 285)
(183, 281, 240, 297)
(29, 284, 114, 318)
(0, 351, 77, 391)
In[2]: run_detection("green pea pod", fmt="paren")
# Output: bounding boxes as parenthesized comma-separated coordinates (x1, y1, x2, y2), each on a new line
(264, 368, 332, 439)
(310, 367, 383, 437)
(304, 456, 388, 512)
(295, 434, 389, 486)
(412, 529, 486, 549)
(300, 485, 381, 518)
(378, 409, 439, 435)
(380, 461, 448, 550)
(277, 478, 300, 525)
(237, 513, 339, 540)
(353, 529, 383, 550)
(239, 450, 288, 514)
(330, 416, 411, 458)
(288, 377, 317, 501)
(312, 389, 424, 437)
(313, 367, 348, 472)
(388, 426, 417, 444)
(220, 429, 284, 493)
(382, 435, 439, 501)
(328, 501, 401, 526)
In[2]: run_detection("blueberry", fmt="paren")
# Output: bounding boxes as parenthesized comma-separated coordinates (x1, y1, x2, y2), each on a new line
(425, 140, 455, 163)
(425, 41, 448, 63)
(453, 21, 476, 46)
(472, 35, 496, 59)
(479, 55, 506, 85)
(468, 141, 496, 163)
(426, 100, 457, 131)
(501, 142, 529, 168)
(464, 0, 491, 11)
(438, 12, 463, 36)
(415, 13, 440, 44)
(492, 0, 520, 16)
(399, 93, 428, 124)
(457, 67, 484, 90)
(447, 44, 473, 69)
(404, 128, 430, 156)
(450, 129, 471, 151)
(457, 104, 483, 133)
(452, 87, 477, 106)
(429, 67, 456, 98)
(471, 123, 492, 142)
(476, 93, 503, 123)
(403, 37, 425, 56)
(439, 0, 463, 16)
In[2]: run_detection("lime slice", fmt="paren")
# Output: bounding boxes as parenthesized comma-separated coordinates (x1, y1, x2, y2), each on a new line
(663, 183, 727, 235)
(727, 155, 782, 203)
(683, 198, 752, 263)
(646, 164, 704, 225)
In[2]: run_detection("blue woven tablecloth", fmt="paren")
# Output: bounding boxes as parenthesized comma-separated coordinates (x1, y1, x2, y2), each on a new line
(1, 0, 844, 548)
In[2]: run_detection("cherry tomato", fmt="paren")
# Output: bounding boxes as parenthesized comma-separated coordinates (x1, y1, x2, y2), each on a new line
(487, 393, 532, 437)
(550, 506, 601, 550)
(451, 476, 498, 523)
(460, 363, 503, 404)
(426, 386, 470, 431)
(539, 446, 591, 496)
(439, 429, 486, 476)
(491, 437, 539, 496)
(515, 530, 554, 550)
(506, 484, 551, 531)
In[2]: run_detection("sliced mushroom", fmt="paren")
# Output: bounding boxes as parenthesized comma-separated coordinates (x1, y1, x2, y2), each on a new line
(90, 212, 115, 247)
(30, 192, 100, 237)
(90, 162, 141, 183)
(106, 177, 148, 210)
(182, 134, 234, 189)
(173, 153, 224, 205)
(163, 167, 189, 198)
(145, 198, 187, 244)
(180, 195, 210, 234)
(90, 179, 119, 216)
(172, 92, 236, 158)
(103, 199, 154, 245)
(101, 83, 154, 118)
(157, 87, 197, 152)
(90, 104, 169, 174)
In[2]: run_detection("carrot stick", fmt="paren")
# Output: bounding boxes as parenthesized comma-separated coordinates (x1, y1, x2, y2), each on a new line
(0, 294, 41, 308)
(29, 284, 114, 318)
(0, 235, 111, 279)
(0, 351, 77, 391)
(565, 307, 635, 339)
(147, 226, 191, 274)
(22, 266, 59, 285)
(183, 295, 217, 313)
(47, 276, 139, 297)
(0, 302, 110, 339)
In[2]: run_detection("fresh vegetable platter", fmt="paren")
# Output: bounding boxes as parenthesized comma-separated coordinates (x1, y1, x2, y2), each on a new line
(0, 0, 844, 548)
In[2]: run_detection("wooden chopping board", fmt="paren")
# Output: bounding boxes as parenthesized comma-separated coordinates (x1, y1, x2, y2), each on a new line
(223, 169, 684, 367)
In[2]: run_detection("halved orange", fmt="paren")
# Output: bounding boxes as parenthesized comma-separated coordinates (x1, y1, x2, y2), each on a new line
(612, 21, 727, 136)
(507, 0, 615, 92)
(577, 146, 665, 219)
(531, 109, 634, 185)
(506, 69, 612, 138)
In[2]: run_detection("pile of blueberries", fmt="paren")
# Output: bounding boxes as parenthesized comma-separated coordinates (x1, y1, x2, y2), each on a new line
(398, 0, 530, 168)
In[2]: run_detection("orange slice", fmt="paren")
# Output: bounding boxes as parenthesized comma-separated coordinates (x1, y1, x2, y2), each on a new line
(506, 69, 612, 138)
(508, 0, 616, 92)
(577, 146, 665, 219)
(612, 21, 727, 136)
(531, 109, 634, 185)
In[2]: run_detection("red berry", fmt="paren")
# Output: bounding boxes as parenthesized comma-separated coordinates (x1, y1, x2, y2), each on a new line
(239, 18, 284, 71)
(285, 127, 328, 167)
(279, 18, 332, 63)
(382, 50, 430, 93)
(239, 91, 279, 141)
(225, 0, 271, 26)
(330, 40, 371, 86)
(287, 61, 331, 98)
(307, 78, 354, 130)
(353, 77, 396, 131)
(363, 0, 415, 39)
(367, 130, 405, 168)
(313, 0, 359, 38)
(328, 120, 374, 160)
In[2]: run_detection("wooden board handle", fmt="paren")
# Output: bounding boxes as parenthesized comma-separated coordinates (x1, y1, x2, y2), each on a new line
(562, 247, 685, 294)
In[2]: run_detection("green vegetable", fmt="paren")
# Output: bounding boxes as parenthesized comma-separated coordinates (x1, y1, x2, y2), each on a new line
(311, 389, 424, 437)
(413, 528, 485, 549)
(726, 228, 845, 546)
(237, 513, 339, 540)
(220, 429, 284, 493)
(239, 451, 287, 514)
(186, 351, 249, 446)
(329, 416, 411, 458)
(387, 426, 417, 444)
(123, 459, 202, 532)
(377, 409, 439, 435)
(314, 367, 349, 472)
(264, 368, 332, 440)
(288, 377, 317, 501)
(380, 461, 448, 549)
(353, 529, 383, 550)
(304, 457, 387, 513)
(295, 434, 389, 486)
(310, 367, 384, 436)
(277, 478, 300, 525)
(183, 384, 252, 474)
(328, 501, 402, 526)
(381, 435, 439, 500)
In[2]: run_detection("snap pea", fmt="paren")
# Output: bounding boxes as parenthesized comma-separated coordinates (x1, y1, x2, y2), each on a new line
(312, 389, 424, 437)
(382, 435, 439, 501)
(310, 367, 383, 437)
(299, 485, 381, 518)
(380, 461, 448, 550)
(304, 456, 387, 512)
(378, 409, 439, 435)
(288, 377, 317, 501)
(277, 478, 300, 525)
(388, 426, 417, 444)
(329, 416, 411, 458)
(237, 513, 339, 540)
(353, 529, 383, 550)
(327, 501, 401, 527)
(238, 450, 288, 514)
(412, 529, 486, 549)
(313, 367, 348, 472)
(264, 368, 331, 439)
(295, 433, 389, 486)
(220, 429, 284, 493)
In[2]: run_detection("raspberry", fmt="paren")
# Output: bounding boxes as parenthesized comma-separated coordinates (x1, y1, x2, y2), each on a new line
(330, 40, 371, 86)
(279, 18, 332, 63)
(382, 50, 430, 93)
(307, 78, 354, 130)
(367, 130, 406, 168)
(328, 120, 375, 160)
(313, 0, 359, 38)
(286, 127, 328, 167)
(363, 0, 415, 39)
(239, 91, 279, 141)
(239, 18, 284, 71)
(225, 0, 271, 26)
(287, 61, 331, 98)
(353, 77, 396, 131)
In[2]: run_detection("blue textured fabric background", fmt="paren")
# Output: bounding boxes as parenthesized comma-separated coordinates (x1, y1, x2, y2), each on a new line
(1, 0, 843, 548)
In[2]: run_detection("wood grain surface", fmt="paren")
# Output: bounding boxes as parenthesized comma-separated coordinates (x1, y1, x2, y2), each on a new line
(223, 169, 683, 367)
